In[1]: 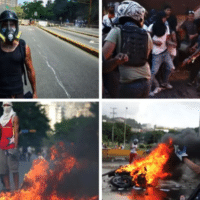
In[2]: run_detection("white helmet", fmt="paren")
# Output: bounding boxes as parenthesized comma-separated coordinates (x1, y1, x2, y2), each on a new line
(117, 1, 146, 23)
(133, 139, 139, 144)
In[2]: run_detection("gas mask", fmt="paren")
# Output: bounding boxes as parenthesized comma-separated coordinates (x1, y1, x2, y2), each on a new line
(1, 21, 17, 42)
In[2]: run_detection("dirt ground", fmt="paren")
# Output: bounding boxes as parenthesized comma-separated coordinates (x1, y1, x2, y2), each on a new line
(150, 70, 200, 98)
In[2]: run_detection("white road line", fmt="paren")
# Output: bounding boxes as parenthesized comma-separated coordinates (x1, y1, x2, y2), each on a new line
(38, 51, 70, 97)
(37, 44, 41, 48)
(45, 60, 71, 98)
(89, 40, 99, 44)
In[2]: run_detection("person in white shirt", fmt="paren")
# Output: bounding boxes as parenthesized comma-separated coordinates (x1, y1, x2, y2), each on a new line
(148, 11, 175, 96)
(102, 2, 117, 34)
(129, 139, 138, 164)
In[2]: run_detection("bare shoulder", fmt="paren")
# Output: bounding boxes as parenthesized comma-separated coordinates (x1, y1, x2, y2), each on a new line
(25, 44, 31, 53)
(25, 44, 32, 59)
(13, 115, 19, 123)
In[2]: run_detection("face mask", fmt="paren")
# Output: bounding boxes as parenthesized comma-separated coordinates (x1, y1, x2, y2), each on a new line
(2, 28, 6, 33)
(3, 106, 12, 113)
(1, 24, 17, 42)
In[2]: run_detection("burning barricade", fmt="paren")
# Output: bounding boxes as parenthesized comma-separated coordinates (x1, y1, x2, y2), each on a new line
(108, 140, 174, 189)
(0, 142, 98, 200)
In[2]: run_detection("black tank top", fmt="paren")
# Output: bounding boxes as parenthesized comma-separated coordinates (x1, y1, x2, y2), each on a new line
(0, 44, 23, 95)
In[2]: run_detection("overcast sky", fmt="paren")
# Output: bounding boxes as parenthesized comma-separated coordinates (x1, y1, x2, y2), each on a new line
(102, 101, 200, 128)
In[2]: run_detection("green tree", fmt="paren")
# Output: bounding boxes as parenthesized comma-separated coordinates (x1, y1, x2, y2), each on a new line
(14, 6, 25, 19)
(22, 1, 46, 20)
(102, 122, 133, 143)
(54, 102, 98, 160)
(0, 102, 50, 150)
(45, 0, 54, 20)
(143, 131, 165, 144)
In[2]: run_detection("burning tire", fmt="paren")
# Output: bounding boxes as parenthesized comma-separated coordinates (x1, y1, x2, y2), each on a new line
(110, 175, 132, 188)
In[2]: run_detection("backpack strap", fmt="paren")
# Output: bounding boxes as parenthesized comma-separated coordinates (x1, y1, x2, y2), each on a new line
(19, 39, 27, 85)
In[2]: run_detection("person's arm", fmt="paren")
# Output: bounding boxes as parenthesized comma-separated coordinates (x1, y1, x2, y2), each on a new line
(13, 116, 19, 149)
(183, 157, 200, 175)
(182, 45, 200, 66)
(103, 53, 129, 73)
(102, 41, 116, 60)
(189, 33, 198, 41)
(166, 34, 177, 47)
(25, 44, 37, 98)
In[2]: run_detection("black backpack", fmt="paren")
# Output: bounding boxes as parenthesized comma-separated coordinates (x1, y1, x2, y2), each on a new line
(120, 24, 149, 67)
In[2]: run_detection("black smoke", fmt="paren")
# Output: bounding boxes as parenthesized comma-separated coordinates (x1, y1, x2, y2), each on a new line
(161, 128, 200, 181)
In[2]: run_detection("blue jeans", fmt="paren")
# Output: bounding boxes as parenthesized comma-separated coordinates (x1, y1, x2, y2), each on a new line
(151, 50, 174, 88)
(119, 78, 151, 98)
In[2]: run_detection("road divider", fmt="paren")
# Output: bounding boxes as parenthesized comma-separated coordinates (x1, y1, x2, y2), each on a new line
(38, 26, 99, 57)
(58, 26, 99, 38)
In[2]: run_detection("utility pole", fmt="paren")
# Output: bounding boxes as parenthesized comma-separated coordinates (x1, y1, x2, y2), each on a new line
(110, 107, 117, 146)
(124, 107, 128, 149)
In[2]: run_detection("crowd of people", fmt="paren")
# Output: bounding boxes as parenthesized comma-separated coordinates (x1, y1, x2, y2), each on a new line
(102, 1, 200, 98)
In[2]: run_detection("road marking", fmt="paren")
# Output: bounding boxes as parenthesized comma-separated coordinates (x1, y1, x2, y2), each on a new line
(45, 60, 71, 98)
(89, 40, 99, 44)
(37, 44, 41, 48)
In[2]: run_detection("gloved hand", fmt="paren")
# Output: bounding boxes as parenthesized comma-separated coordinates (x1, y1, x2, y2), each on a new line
(174, 145, 188, 161)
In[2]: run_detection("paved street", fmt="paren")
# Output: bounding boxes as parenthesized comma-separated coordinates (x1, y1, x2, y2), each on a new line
(46, 27, 99, 50)
(20, 25, 99, 98)
(63, 26, 99, 36)
(102, 161, 197, 200)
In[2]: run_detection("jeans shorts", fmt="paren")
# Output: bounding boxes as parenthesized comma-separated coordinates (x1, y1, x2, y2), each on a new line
(0, 149, 19, 174)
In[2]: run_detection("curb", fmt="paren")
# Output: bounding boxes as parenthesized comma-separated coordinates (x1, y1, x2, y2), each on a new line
(58, 26, 99, 38)
(38, 26, 99, 58)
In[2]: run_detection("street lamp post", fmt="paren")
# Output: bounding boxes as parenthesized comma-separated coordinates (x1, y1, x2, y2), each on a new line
(34, 11, 37, 24)
(110, 107, 117, 146)
(124, 107, 128, 149)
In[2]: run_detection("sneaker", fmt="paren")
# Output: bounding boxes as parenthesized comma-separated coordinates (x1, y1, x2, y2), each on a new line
(161, 83, 173, 89)
(153, 87, 162, 94)
(149, 91, 155, 97)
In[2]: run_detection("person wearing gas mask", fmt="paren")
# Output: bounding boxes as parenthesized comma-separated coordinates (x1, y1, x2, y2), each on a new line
(0, 10, 37, 98)
(0, 102, 19, 191)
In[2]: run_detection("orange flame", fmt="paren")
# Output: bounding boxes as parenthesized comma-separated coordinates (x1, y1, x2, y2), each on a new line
(116, 140, 173, 187)
(0, 142, 98, 200)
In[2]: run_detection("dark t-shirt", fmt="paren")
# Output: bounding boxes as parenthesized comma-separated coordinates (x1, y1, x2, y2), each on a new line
(181, 20, 198, 45)
(167, 15, 177, 33)
(181, 20, 198, 35)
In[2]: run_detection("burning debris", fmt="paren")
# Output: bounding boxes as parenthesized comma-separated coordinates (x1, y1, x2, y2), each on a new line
(0, 142, 98, 200)
(115, 140, 174, 188)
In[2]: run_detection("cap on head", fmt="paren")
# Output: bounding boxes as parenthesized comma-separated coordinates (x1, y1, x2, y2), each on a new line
(117, 0, 146, 24)
(2, 102, 12, 107)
